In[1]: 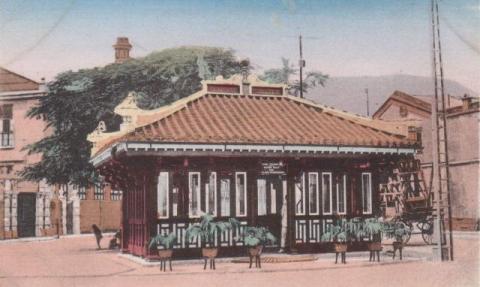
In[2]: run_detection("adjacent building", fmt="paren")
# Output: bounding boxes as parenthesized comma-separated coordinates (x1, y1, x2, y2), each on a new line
(373, 90, 479, 230)
(88, 75, 418, 257)
(0, 67, 57, 239)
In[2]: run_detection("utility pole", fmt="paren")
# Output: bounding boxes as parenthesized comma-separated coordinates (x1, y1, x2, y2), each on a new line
(430, 0, 454, 261)
(365, 88, 370, 116)
(299, 34, 305, 98)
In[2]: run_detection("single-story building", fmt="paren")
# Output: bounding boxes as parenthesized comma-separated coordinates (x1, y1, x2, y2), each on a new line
(88, 75, 417, 257)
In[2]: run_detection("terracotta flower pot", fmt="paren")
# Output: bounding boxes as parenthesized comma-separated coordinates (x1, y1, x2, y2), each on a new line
(334, 243, 347, 253)
(202, 247, 218, 259)
(248, 245, 263, 257)
(367, 242, 382, 251)
(157, 249, 173, 259)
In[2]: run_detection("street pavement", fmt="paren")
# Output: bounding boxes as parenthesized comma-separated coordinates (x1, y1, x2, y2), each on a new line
(0, 233, 478, 287)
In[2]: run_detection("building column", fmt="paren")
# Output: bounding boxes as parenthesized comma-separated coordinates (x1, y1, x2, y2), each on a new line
(286, 161, 299, 253)
(0, 180, 4, 239)
(35, 192, 44, 237)
(72, 188, 81, 235)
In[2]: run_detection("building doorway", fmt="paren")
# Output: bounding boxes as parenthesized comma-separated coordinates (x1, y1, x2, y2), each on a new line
(256, 175, 286, 245)
(17, 193, 36, 237)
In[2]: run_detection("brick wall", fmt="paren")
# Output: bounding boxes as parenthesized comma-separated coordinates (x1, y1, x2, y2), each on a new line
(79, 184, 121, 233)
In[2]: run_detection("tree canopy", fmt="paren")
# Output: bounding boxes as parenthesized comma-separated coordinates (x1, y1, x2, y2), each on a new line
(21, 46, 249, 186)
(260, 57, 328, 96)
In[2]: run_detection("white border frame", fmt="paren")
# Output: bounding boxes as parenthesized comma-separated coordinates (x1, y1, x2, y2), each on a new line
(308, 172, 319, 215)
(361, 172, 372, 214)
(205, 172, 217, 217)
(157, 171, 169, 219)
(295, 173, 306, 216)
(322, 172, 333, 215)
(235, 172, 247, 217)
(336, 174, 347, 215)
(188, 172, 202, 218)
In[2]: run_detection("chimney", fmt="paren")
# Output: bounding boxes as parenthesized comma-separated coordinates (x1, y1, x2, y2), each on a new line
(462, 94, 472, 111)
(113, 37, 132, 63)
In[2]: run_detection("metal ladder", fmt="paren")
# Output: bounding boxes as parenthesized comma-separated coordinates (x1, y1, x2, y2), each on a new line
(430, 0, 454, 261)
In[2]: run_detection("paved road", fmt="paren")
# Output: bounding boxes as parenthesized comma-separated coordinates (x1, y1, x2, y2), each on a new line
(0, 233, 478, 287)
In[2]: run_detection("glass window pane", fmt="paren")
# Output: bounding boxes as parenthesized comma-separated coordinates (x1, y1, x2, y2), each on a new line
(207, 172, 217, 216)
(236, 173, 247, 216)
(337, 175, 346, 214)
(362, 173, 372, 213)
(220, 178, 230, 216)
(295, 173, 305, 215)
(189, 173, 201, 217)
(257, 179, 267, 216)
(308, 173, 318, 214)
(270, 182, 277, 214)
(322, 173, 332, 214)
(157, 172, 169, 218)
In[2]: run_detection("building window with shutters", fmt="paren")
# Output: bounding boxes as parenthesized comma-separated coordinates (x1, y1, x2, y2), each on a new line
(78, 186, 87, 200)
(94, 184, 104, 200)
(0, 104, 14, 148)
(110, 189, 122, 201)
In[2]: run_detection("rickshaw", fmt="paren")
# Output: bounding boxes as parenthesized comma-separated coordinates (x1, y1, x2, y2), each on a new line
(379, 159, 434, 245)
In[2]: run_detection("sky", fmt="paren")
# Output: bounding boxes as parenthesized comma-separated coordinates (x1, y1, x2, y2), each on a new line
(1, 0, 479, 92)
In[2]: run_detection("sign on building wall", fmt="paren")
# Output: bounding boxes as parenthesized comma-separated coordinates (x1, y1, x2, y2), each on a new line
(260, 161, 285, 175)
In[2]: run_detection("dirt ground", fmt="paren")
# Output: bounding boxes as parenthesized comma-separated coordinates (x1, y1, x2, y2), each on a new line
(0, 233, 478, 287)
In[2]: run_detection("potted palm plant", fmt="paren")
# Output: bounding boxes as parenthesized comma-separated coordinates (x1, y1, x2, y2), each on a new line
(186, 214, 239, 269)
(363, 217, 384, 261)
(148, 232, 177, 271)
(383, 220, 410, 260)
(242, 226, 276, 268)
(321, 218, 350, 264)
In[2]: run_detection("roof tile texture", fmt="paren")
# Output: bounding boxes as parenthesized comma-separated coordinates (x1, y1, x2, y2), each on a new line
(123, 94, 410, 147)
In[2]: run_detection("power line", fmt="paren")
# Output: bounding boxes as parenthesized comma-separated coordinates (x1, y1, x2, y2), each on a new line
(2, 0, 76, 66)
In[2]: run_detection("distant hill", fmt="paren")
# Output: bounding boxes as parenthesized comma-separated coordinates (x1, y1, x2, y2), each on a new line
(305, 74, 478, 116)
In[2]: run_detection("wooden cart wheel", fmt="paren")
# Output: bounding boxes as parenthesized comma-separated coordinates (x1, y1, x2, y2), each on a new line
(421, 218, 434, 245)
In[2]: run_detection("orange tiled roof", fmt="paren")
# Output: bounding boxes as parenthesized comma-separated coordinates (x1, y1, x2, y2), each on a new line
(0, 67, 39, 92)
(115, 93, 412, 149)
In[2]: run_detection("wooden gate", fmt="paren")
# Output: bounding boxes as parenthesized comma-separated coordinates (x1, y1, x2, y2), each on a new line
(17, 193, 36, 237)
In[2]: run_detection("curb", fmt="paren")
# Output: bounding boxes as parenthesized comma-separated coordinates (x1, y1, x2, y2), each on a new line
(118, 250, 428, 268)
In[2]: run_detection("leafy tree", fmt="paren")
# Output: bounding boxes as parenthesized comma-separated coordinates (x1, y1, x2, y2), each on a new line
(21, 46, 249, 186)
(260, 57, 328, 96)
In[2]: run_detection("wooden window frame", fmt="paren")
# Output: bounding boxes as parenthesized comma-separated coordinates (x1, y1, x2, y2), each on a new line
(188, 172, 202, 218)
(322, 172, 333, 215)
(257, 178, 267, 216)
(308, 172, 319, 215)
(205, 172, 217, 217)
(336, 174, 347, 215)
(362, 172, 372, 214)
(295, 173, 306, 216)
(157, 171, 169, 219)
(235, 172, 247, 217)
(220, 178, 231, 217)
